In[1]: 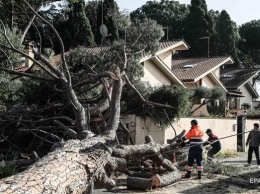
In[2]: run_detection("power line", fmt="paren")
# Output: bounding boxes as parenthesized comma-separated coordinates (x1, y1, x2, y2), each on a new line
(128, 131, 251, 160)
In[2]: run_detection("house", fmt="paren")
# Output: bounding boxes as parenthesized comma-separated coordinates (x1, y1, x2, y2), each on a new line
(52, 40, 190, 87)
(220, 68, 260, 110)
(140, 40, 189, 87)
(171, 56, 233, 90)
(18, 40, 190, 89)
(171, 56, 234, 116)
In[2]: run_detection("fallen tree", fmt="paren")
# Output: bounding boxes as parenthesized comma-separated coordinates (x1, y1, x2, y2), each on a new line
(0, 130, 185, 193)
(0, 118, 185, 193)
(0, 1, 187, 193)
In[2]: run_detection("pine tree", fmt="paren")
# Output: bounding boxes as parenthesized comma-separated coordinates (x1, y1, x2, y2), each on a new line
(130, 0, 189, 40)
(85, 1, 99, 44)
(239, 20, 260, 66)
(65, 0, 95, 49)
(184, 0, 215, 57)
(218, 10, 240, 67)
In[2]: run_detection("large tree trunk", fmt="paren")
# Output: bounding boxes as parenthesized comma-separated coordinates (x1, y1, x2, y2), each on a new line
(0, 131, 185, 193)
(127, 171, 182, 190)
(0, 134, 123, 193)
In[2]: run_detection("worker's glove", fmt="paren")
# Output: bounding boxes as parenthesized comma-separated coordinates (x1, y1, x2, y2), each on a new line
(202, 141, 210, 146)
(181, 136, 186, 141)
(177, 136, 186, 143)
(179, 141, 186, 148)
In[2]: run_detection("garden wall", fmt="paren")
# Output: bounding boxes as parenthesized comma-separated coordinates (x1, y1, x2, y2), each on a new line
(134, 116, 258, 151)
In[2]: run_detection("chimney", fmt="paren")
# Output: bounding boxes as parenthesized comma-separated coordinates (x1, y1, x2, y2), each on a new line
(23, 41, 35, 67)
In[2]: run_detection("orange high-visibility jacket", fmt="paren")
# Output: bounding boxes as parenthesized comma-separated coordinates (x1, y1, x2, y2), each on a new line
(184, 125, 204, 144)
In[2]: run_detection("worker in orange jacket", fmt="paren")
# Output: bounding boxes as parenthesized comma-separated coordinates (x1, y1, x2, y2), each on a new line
(180, 119, 204, 179)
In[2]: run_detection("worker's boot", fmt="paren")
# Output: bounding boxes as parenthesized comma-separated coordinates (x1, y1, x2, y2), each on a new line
(184, 171, 191, 178)
(197, 171, 202, 179)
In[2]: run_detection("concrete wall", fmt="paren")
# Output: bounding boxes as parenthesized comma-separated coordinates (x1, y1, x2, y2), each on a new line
(135, 116, 165, 144)
(120, 114, 136, 143)
(132, 116, 259, 152)
(141, 60, 171, 86)
(166, 118, 238, 151)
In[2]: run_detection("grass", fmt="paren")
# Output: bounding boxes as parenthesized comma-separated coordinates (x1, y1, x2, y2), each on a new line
(216, 149, 239, 158)
(204, 161, 242, 176)
(204, 149, 241, 176)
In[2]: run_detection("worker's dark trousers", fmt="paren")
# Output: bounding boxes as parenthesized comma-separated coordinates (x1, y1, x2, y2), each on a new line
(187, 145, 203, 172)
(247, 146, 260, 165)
(207, 146, 221, 161)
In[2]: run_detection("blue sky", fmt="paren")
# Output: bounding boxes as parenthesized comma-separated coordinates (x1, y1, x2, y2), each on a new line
(116, 0, 260, 26)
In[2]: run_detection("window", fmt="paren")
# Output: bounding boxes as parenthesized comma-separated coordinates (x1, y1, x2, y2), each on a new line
(182, 64, 197, 68)
(222, 74, 233, 78)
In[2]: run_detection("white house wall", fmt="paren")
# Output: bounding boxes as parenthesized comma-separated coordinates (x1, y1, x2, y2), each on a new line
(201, 75, 215, 88)
(254, 81, 260, 101)
(212, 67, 220, 79)
(157, 50, 172, 69)
(141, 60, 171, 86)
(239, 85, 253, 109)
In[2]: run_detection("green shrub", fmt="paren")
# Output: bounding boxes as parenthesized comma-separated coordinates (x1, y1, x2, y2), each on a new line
(211, 86, 226, 101)
(245, 109, 260, 119)
(192, 86, 212, 102)
(190, 86, 226, 104)
(148, 85, 192, 128)
(207, 105, 225, 117)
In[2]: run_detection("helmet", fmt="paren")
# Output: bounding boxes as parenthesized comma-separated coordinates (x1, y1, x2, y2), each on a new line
(206, 129, 212, 133)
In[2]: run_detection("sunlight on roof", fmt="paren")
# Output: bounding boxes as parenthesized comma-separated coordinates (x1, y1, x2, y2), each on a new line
(182, 64, 197, 68)
(223, 74, 233, 78)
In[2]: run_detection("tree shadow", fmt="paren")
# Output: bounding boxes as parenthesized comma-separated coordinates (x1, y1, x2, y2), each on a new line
(180, 170, 260, 193)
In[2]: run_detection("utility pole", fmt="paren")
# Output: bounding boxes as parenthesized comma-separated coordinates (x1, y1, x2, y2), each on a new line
(163, 26, 169, 41)
(199, 37, 210, 57)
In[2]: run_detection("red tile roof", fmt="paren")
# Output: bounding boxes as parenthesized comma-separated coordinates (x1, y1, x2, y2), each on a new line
(51, 46, 109, 65)
(14, 66, 30, 72)
(15, 40, 189, 72)
(172, 56, 233, 81)
(220, 68, 259, 89)
(50, 40, 187, 64)
(159, 39, 189, 51)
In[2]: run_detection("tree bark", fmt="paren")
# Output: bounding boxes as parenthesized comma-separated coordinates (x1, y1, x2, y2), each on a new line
(127, 177, 152, 190)
(0, 137, 110, 193)
(127, 171, 182, 191)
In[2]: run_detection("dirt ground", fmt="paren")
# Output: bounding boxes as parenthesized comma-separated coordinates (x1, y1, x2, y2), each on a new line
(94, 153, 260, 194)
(94, 170, 259, 194)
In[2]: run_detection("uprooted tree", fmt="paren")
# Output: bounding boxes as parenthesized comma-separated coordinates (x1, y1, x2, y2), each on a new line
(0, 0, 190, 193)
